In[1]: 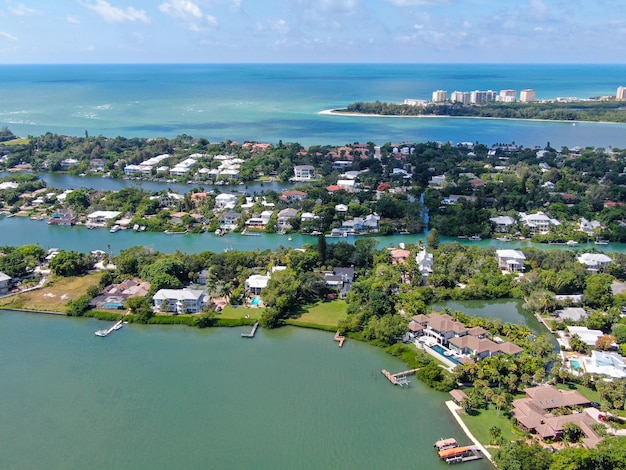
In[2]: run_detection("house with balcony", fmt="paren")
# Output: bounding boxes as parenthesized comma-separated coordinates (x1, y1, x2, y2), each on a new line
(324, 267, 355, 299)
(277, 208, 298, 229)
(496, 249, 526, 272)
(577, 253, 612, 272)
(519, 211, 560, 233)
(245, 274, 271, 295)
(86, 210, 121, 225)
(490, 215, 516, 232)
(218, 210, 241, 228)
(153, 288, 208, 313)
(0, 271, 11, 295)
(215, 193, 238, 209)
(293, 165, 315, 181)
(279, 190, 308, 203)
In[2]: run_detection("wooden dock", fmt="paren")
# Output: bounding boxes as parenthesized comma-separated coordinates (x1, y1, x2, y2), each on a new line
(381, 368, 420, 386)
(333, 330, 346, 347)
(241, 321, 259, 338)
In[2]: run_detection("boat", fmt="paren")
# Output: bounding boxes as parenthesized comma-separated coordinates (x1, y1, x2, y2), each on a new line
(566, 240, 578, 246)
(434, 438, 458, 451)
(139, 225, 146, 232)
(595, 239, 609, 245)
(109, 224, 121, 233)
(94, 329, 108, 337)
(133, 223, 140, 231)
(468, 235, 482, 241)
(287, 236, 292, 241)
(496, 236, 511, 242)
(113, 322, 123, 331)
(164, 229, 188, 235)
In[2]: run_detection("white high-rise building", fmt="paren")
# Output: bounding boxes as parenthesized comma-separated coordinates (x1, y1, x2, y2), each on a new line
(470, 90, 496, 104)
(617, 86, 626, 101)
(520, 89, 536, 102)
(432, 90, 447, 103)
(497, 89, 517, 102)
(451, 91, 471, 105)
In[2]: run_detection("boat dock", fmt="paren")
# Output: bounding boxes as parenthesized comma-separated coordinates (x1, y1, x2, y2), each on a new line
(381, 368, 420, 386)
(333, 330, 346, 347)
(438, 445, 483, 464)
(94, 319, 124, 337)
(241, 321, 259, 338)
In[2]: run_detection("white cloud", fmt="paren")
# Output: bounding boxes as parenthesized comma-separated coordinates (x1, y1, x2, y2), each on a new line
(159, 0, 218, 30)
(81, 0, 150, 24)
(295, 0, 360, 15)
(0, 31, 18, 41)
(9, 3, 39, 16)
(67, 15, 80, 24)
(159, 0, 203, 20)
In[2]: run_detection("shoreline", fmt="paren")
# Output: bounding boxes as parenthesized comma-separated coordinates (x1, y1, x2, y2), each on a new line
(319, 108, 626, 126)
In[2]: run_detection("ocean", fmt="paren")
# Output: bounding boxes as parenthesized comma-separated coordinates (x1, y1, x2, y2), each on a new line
(2, 63, 626, 148)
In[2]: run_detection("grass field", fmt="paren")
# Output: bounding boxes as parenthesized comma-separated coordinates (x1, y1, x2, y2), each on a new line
(289, 300, 347, 327)
(460, 405, 523, 445)
(3, 137, 30, 146)
(0, 272, 103, 313)
(218, 304, 263, 320)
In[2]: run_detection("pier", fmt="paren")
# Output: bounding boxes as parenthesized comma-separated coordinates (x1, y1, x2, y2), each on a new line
(241, 321, 259, 338)
(381, 368, 420, 386)
(94, 319, 124, 337)
(333, 330, 346, 347)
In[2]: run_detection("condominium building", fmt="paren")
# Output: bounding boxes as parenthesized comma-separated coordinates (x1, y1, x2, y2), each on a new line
(617, 86, 626, 101)
(497, 89, 517, 102)
(520, 89, 536, 102)
(451, 91, 471, 105)
(432, 90, 447, 103)
(470, 90, 496, 104)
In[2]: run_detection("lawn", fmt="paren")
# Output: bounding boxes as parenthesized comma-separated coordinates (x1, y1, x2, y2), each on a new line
(460, 404, 523, 445)
(3, 137, 30, 146)
(218, 304, 263, 320)
(556, 383, 602, 404)
(289, 300, 347, 328)
(0, 272, 103, 313)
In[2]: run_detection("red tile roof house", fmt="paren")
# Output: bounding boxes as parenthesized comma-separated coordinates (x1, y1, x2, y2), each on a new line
(279, 190, 308, 203)
(511, 385, 602, 448)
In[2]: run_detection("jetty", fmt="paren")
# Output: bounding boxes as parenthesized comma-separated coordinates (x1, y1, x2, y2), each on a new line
(438, 445, 483, 464)
(333, 330, 346, 347)
(241, 321, 259, 338)
(381, 368, 420, 386)
(95, 319, 124, 337)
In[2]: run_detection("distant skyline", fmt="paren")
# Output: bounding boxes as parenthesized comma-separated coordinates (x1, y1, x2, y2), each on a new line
(0, 0, 625, 64)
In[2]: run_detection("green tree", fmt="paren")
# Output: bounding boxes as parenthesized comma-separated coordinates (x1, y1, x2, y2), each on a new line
(426, 228, 440, 249)
(49, 250, 93, 276)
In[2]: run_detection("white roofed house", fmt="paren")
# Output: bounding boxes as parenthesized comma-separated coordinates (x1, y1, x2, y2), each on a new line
(0, 271, 11, 295)
(215, 193, 238, 209)
(245, 274, 270, 295)
(490, 215, 516, 232)
(87, 210, 121, 225)
(415, 247, 434, 283)
(577, 253, 612, 272)
(277, 208, 298, 229)
(519, 211, 560, 234)
(496, 249, 526, 272)
(293, 165, 315, 181)
(153, 288, 208, 314)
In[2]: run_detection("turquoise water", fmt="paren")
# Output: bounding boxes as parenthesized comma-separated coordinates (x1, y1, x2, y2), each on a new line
(251, 296, 261, 306)
(2, 63, 626, 148)
(0, 310, 491, 469)
(571, 360, 583, 370)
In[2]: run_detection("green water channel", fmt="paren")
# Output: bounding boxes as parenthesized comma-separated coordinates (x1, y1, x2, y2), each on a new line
(0, 310, 492, 469)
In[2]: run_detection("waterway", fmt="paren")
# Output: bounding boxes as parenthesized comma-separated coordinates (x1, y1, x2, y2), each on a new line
(0, 310, 492, 469)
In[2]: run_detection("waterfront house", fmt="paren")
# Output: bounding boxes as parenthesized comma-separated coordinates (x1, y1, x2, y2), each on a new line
(495, 249, 526, 272)
(47, 208, 76, 226)
(245, 274, 270, 295)
(584, 350, 626, 379)
(277, 208, 298, 229)
(293, 165, 315, 180)
(0, 271, 11, 295)
(245, 210, 274, 229)
(490, 215, 516, 232)
(577, 253, 612, 272)
(511, 385, 600, 448)
(90, 278, 150, 310)
(86, 210, 121, 225)
(519, 211, 560, 233)
(153, 288, 208, 314)
(579, 217, 602, 233)
(218, 210, 241, 228)
(300, 212, 319, 222)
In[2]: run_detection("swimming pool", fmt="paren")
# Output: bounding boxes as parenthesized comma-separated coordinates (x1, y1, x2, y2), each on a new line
(570, 360, 583, 370)
(251, 297, 261, 306)
(429, 344, 461, 365)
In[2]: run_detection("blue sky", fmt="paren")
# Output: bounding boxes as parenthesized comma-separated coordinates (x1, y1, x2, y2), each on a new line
(0, 0, 624, 63)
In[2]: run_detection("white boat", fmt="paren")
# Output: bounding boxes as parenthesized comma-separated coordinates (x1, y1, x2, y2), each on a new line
(113, 322, 123, 331)
(109, 224, 121, 233)
(133, 224, 140, 231)
(595, 239, 609, 245)
(468, 235, 482, 241)
(287, 236, 292, 241)
(566, 240, 578, 246)
(95, 329, 108, 337)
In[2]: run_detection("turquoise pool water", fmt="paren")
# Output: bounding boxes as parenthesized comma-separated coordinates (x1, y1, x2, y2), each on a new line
(571, 360, 582, 370)
(430, 344, 461, 365)
(251, 297, 261, 306)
